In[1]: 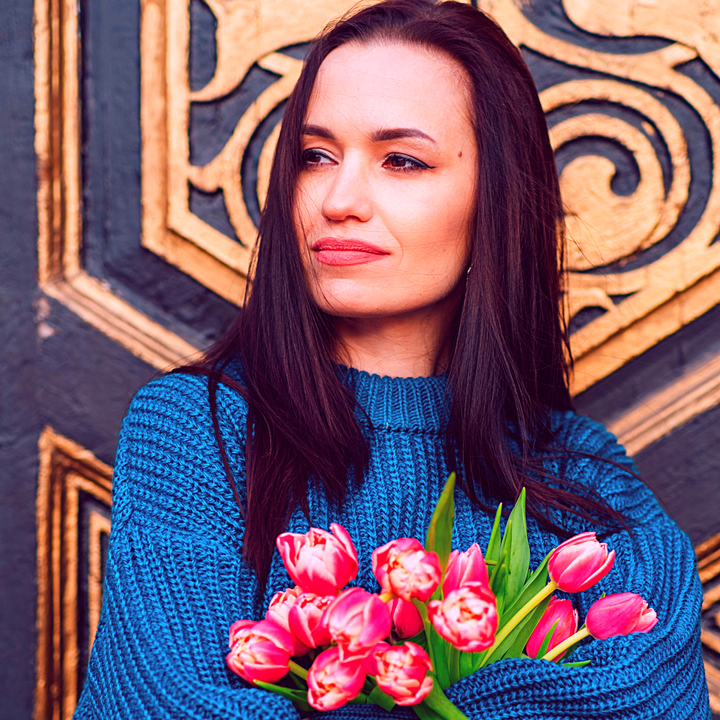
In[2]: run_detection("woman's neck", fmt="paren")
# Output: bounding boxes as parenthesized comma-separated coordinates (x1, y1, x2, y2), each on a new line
(332, 294, 460, 378)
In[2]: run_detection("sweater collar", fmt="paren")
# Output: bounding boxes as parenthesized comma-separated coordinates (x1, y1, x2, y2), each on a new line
(337, 365, 449, 434)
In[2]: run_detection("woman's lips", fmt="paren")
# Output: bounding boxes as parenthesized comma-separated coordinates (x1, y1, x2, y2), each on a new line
(312, 238, 390, 266)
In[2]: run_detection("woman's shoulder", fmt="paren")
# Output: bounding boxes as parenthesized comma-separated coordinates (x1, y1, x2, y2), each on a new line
(111, 370, 249, 533)
(548, 408, 630, 463)
(124, 369, 249, 430)
(545, 408, 661, 520)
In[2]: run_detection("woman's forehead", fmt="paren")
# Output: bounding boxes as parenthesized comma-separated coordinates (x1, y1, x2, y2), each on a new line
(305, 41, 472, 137)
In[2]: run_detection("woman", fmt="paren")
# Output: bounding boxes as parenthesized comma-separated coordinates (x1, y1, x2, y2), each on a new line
(74, 1, 709, 718)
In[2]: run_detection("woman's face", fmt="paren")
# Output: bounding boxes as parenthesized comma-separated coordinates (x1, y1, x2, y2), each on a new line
(294, 41, 477, 322)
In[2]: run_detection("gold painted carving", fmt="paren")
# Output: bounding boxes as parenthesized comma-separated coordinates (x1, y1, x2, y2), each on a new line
(35, 428, 112, 720)
(142, 0, 720, 392)
(34, 0, 198, 369)
(696, 532, 720, 714)
(479, 0, 720, 395)
(36, 0, 720, 445)
(141, 0, 361, 302)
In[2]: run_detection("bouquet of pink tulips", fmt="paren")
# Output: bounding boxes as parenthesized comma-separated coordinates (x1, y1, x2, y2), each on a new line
(226, 474, 657, 719)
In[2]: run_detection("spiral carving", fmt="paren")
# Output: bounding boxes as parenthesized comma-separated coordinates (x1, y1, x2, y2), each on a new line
(141, 0, 720, 389)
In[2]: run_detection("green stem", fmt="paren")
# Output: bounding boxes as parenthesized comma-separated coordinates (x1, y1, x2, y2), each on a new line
(422, 683, 471, 720)
(288, 660, 308, 680)
(412, 702, 446, 720)
(412, 600, 437, 671)
(479, 580, 557, 668)
(542, 626, 590, 662)
(448, 646, 460, 685)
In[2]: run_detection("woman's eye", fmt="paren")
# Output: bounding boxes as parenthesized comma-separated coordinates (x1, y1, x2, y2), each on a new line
(302, 149, 334, 167)
(383, 153, 431, 172)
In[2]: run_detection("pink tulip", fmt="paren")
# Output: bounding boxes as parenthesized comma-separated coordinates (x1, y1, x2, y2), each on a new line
(388, 598, 424, 639)
(586, 592, 658, 640)
(364, 642, 433, 706)
(323, 587, 392, 658)
(226, 619, 293, 684)
(265, 586, 310, 655)
(307, 646, 366, 711)
(443, 544, 489, 596)
(372, 538, 441, 602)
(526, 596, 578, 660)
(427, 582, 498, 652)
(548, 532, 615, 593)
(288, 592, 334, 649)
(276, 523, 359, 596)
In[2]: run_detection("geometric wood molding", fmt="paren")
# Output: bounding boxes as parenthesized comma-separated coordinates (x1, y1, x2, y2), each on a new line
(696, 532, 720, 715)
(35, 427, 112, 720)
(608, 345, 720, 456)
(33, 0, 199, 370)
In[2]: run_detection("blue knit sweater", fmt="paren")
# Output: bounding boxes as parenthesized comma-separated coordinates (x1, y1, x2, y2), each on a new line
(74, 368, 709, 719)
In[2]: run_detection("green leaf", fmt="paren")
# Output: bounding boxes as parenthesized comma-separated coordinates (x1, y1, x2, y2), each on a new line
(462, 648, 488, 676)
(484, 596, 551, 665)
(459, 649, 483, 677)
(368, 685, 396, 712)
(536, 620, 560, 659)
(412, 700, 446, 720)
(561, 660, 591, 668)
(254, 681, 313, 713)
(485, 503, 503, 565)
(502, 489, 530, 608)
(407, 629, 429, 653)
(287, 672, 306, 691)
(425, 473, 456, 574)
(428, 624, 451, 689)
(489, 542, 509, 594)
(500, 553, 550, 627)
(422, 682, 472, 720)
(412, 599, 451, 690)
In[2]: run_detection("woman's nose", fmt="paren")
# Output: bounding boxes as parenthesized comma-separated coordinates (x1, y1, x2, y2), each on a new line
(321, 157, 373, 224)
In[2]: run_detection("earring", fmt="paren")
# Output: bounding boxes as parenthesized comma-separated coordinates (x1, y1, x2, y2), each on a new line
(466, 264, 472, 275)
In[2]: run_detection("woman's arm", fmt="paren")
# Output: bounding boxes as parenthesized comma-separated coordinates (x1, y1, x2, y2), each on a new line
(437, 417, 710, 719)
(73, 373, 301, 720)
(321, 448, 710, 720)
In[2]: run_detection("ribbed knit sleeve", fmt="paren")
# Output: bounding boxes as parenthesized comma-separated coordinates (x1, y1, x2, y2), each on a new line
(437, 414, 711, 720)
(73, 374, 301, 720)
(320, 415, 711, 720)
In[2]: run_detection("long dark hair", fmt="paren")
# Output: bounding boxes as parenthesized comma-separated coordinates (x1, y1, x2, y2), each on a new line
(178, 0, 626, 584)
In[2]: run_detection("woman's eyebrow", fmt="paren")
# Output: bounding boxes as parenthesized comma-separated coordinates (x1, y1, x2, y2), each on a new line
(301, 124, 437, 145)
(302, 124, 335, 139)
(371, 128, 437, 145)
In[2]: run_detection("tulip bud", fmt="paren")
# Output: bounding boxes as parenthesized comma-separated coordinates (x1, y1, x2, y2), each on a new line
(307, 646, 366, 711)
(323, 587, 392, 658)
(548, 532, 615, 593)
(427, 581, 498, 652)
(388, 598, 424, 639)
(276, 523, 359, 596)
(372, 538, 442, 602)
(288, 592, 334, 649)
(265, 586, 310, 656)
(586, 592, 658, 640)
(364, 641, 433, 706)
(226, 619, 294, 685)
(526, 596, 578, 660)
(443, 544, 489, 597)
